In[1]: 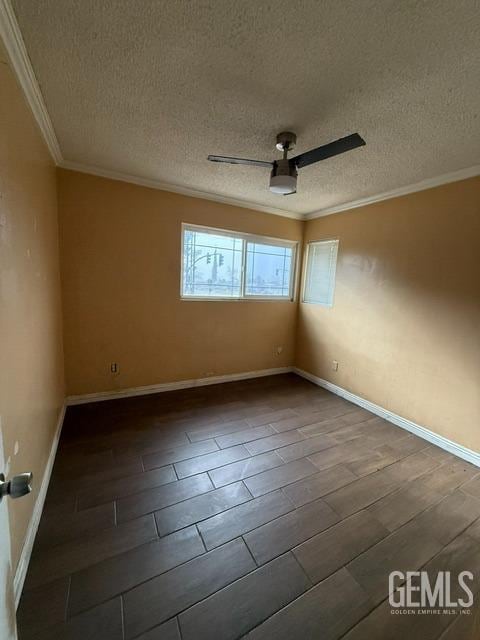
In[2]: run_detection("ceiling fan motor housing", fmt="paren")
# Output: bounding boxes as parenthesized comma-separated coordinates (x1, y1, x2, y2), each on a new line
(270, 158, 297, 194)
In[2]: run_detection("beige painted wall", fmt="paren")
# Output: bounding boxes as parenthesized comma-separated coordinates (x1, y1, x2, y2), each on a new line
(0, 43, 64, 573)
(296, 177, 480, 452)
(57, 169, 303, 396)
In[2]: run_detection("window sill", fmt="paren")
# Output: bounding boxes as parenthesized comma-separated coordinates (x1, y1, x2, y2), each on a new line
(180, 296, 294, 302)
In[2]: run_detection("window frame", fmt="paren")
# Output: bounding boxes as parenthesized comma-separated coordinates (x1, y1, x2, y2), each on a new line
(301, 238, 339, 307)
(180, 223, 298, 302)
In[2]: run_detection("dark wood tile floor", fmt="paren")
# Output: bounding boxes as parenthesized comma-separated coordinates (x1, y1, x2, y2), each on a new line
(17, 374, 480, 640)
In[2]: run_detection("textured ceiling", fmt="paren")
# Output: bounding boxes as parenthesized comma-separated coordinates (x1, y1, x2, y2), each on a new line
(11, 0, 480, 215)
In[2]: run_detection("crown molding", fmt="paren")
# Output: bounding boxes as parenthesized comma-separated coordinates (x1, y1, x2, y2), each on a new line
(0, 0, 62, 164)
(59, 160, 304, 220)
(59, 160, 480, 223)
(305, 165, 480, 219)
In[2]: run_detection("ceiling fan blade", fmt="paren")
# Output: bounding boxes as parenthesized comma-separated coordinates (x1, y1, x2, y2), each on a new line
(291, 133, 366, 169)
(207, 155, 273, 168)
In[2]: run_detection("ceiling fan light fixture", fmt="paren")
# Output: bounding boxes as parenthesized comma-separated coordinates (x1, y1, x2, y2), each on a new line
(269, 173, 297, 195)
(269, 158, 297, 195)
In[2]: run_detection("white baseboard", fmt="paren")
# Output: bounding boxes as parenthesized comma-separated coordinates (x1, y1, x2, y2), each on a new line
(66, 367, 294, 406)
(14, 403, 66, 607)
(293, 367, 480, 468)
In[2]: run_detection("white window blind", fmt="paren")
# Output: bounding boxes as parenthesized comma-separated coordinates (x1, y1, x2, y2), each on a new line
(303, 239, 339, 306)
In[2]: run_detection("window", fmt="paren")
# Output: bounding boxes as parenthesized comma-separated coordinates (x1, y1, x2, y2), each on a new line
(181, 224, 296, 300)
(303, 239, 339, 306)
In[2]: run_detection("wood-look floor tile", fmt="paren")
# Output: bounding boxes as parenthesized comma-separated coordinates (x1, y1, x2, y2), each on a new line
(215, 424, 276, 448)
(25, 514, 157, 589)
(459, 473, 480, 499)
(347, 524, 441, 605)
(221, 404, 273, 422)
(293, 511, 388, 583)
(30, 597, 123, 640)
(438, 604, 480, 640)
(52, 449, 114, 478)
(244, 498, 339, 565)
(19, 375, 480, 640)
(382, 451, 439, 482)
(244, 458, 318, 497)
(307, 403, 359, 423)
(297, 395, 349, 411)
(419, 526, 480, 598)
(339, 408, 374, 426)
(187, 419, 248, 442)
(346, 434, 429, 478)
(325, 452, 437, 519)
(383, 433, 429, 455)
(113, 434, 191, 458)
(245, 430, 305, 456)
(344, 531, 480, 640)
(35, 502, 115, 550)
(178, 553, 310, 640)
(135, 618, 181, 640)
(345, 448, 399, 477)
(48, 454, 144, 500)
(68, 526, 205, 615)
(282, 464, 357, 507)
(346, 492, 480, 606)
(329, 423, 367, 444)
(422, 444, 457, 463)
(198, 489, 293, 550)
(208, 451, 284, 488)
(412, 490, 480, 545)
(77, 465, 177, 510)
(41, 493, 78, 519)
(116, 472, 214, 522)
(123, 538, 256, 638)
(308, 439, 373, 471)
(356, 418, 406, 442)
(17, 577, 70, 638)
(174, 444, 250, 478)
(155, 481, 252, 535)
(464, 516, 480, 541)
(367, 483, 443, 532)
(245, 567, 372, 640)
(276, 433, 335, 463)
(246, 408, 297, 428)
(323, 468, 400, 518)
(143, 440, 219, 470)
(269, 413, 325, 433)
(417, 459, 479, 494)
(298, 417, 349, 437)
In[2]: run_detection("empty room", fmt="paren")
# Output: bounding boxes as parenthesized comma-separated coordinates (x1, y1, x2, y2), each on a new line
(1, 1, 479, 639)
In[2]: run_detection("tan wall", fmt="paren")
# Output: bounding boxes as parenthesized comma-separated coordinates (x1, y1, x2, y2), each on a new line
(296, 177, 480, 452)
(57, 169, 303, 396)
(0, 43, 64, 572)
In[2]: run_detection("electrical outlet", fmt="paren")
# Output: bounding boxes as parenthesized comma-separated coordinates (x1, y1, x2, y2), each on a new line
(332, 360, 339, 371)
(110, 362, 119, 374)
(275, 345, 283, 356)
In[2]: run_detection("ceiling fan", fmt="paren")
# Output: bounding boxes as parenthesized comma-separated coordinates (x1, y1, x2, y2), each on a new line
(208, 131, 366, 195)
